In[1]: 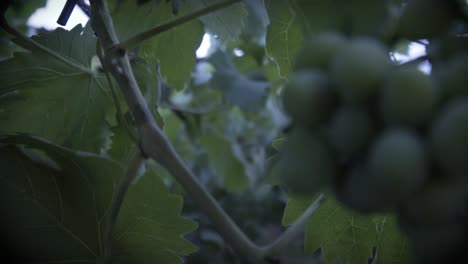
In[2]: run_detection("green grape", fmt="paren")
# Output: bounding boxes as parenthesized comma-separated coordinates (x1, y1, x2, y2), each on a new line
(294, 32, 347, 71)
(335, 165, 393, 214)
(327, 106, 374, 162)
(440, 54, 468, 99)
(397, 0, 456, 40)
(336, 129, 428, 214)
(330, 37, 391, 103)
(381, 66, 438, 127)
(273, 127, 337, 195)
(430, 98, 468, 176)
(398, 179, 468, 228)
(282, 70, 336, 128)
(361, 130, 427, 209)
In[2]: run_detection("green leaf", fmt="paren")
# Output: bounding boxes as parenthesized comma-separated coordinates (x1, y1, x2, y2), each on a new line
(209, 50, 269, 111)
(0, 134, 197, 263)
(112, 1, 204, 89)
(192, 0, 247, 42)
(283, 195, 412, 264)
(373, 216, 412, 264)
(200, 132, 249, 193)
(264, 0, 390, 76)
(0, 25, 113, 153)
(264, 0, 304, 77)
(112, 161, 198, 263)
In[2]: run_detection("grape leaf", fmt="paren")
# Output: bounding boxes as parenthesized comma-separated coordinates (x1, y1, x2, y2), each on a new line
(112, 158, 198, 263)
(0, 134, 197, 263)
(264, 0, 390, 77)
(264, 0, 303, 77)
(199, 132, 249, 193)
(112, 0, 204, 89)
(0, 24, 113, 153)
(373, 216, 412, 264)
(191, 0, 247, 42)
(283, 195, 412, 264)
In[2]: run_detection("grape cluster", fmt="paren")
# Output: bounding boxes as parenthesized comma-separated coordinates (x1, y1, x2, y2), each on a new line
(274, 28, 468, 263)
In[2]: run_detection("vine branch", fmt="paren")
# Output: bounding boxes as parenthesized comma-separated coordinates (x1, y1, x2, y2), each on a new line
(1, 1, 327, 261)
(96, 40, 138, 142)
(90, 0, 263, 262)
(116, 0, 241, 50)
(90, 0, 324, 262)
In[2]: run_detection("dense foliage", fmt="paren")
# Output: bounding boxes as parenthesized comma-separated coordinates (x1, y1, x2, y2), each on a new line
(0, 0, 467, 263)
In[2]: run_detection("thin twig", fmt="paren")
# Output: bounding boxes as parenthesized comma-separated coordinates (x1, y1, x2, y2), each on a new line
(117, 0, 241, 50)
(103, 152, 145, 263)
(259, 193, 326, 257)
(0, 15, 93, 74)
